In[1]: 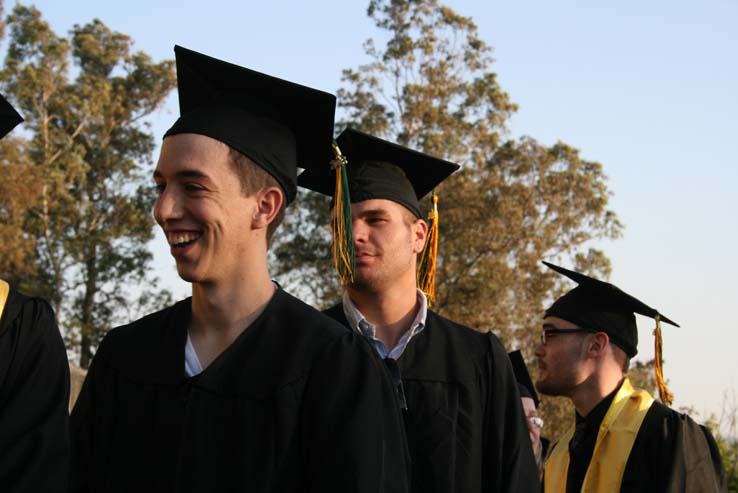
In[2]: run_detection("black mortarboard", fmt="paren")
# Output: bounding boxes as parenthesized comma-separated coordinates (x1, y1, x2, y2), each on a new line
(164, 45, 336, 204)
(0, 93, 23, 139)
(297, 128, 459, 218)
(543, 261, 679, 404)
(509, 349, 539, 406)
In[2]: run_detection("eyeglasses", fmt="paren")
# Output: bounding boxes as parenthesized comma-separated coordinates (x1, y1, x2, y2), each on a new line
(528, 416, 544, 429)
(540, 327, 594, 345)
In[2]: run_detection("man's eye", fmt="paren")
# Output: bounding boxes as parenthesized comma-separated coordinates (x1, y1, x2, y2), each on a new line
(185, 183, 204, 192)
(154, 183, 165, 194)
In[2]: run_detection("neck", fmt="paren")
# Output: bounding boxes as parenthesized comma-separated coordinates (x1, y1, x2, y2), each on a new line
(190, 252, 274, 334)
(346, 277, 419, 351)
(571, 371, 625, 417)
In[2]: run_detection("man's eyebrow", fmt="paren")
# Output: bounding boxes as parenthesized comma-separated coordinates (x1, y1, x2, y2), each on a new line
(542, 323, 562, 330)
(358, 209, 391, 217)
(153, 168, 211, 181)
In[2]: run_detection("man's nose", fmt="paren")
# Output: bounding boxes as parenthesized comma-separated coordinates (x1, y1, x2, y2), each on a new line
(534, 342, 545, 357)
(352, 221, 368, 244)
(153, 187, 182, 226)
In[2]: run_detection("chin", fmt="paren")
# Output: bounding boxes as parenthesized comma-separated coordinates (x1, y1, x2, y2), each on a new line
(350, 273, 386, 293)
(175, 264, 205, 284)
(535, 379, 558, 397)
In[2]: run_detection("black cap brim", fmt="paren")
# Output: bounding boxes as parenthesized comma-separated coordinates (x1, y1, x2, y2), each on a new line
(0, 93, 23, 139)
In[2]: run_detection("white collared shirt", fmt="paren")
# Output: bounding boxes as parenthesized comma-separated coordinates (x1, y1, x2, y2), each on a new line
(184, 331, 204, 377)
(342, 289, 428, 360)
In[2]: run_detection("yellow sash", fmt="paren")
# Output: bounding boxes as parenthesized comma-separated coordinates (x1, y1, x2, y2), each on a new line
(0, 279, 9, 321)
(544, 378, 655, 492)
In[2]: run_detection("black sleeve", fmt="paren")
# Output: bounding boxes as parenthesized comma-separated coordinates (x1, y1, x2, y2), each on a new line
(300, 332, 410, 493)
(68, 334, 117, 493)
(624, 402, 727, 493)
(481, 333, 540, 493)
(666, 414, 728, 493)
(0, 297, 70, 493)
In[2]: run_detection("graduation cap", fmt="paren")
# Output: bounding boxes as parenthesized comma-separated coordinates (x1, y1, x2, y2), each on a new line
(509, 349, 539, 407)
(0, 93, 23, 139)
(164, 45, 336, 205)
(298, 128, 460, 301)
(542, 260, 679, 405)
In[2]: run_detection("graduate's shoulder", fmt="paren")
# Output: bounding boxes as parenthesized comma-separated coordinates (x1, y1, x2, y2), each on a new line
(322, 301, 346, 325)
(643, 400, 720, 441)
(426, 310, 507, 357)
(0, 286, 62, 349)
(634, 400, 726, 488)
(253, 292, 380, 390)
(94, 298, 187, 361)
(274, 290, 353, 340)
(644, 400, 697, 428)
(634, 399, 718, 454)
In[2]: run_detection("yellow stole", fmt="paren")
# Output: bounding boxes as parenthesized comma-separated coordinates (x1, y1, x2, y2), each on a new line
(544, 378, 655, 492)
(0, 279, 9, 321)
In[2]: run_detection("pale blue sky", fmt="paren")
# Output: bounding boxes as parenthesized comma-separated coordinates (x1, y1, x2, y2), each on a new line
(23, 0, 738, 421)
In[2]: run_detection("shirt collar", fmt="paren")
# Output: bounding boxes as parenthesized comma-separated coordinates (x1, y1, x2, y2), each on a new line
(342, 288, 428, 341)
(575, 378, 624, 427)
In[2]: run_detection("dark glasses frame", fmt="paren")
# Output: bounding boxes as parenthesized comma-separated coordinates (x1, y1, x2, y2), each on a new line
(540, 327, 596, 345)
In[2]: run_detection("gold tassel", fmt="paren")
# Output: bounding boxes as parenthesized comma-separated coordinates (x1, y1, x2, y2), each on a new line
(653, 315, 674, 406)
(330, 142, 354, 284)
(417, 192, 439, 305)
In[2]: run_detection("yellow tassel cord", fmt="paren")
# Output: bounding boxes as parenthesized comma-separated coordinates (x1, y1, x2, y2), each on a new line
(417, 192, 439, 305)
(330, 142, 354, 285)
(653, 315, 674, 406)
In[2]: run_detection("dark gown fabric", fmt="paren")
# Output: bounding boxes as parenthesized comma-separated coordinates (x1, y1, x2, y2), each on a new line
(564, 382, 726, 493)
(0, 286, 70, 493)
(70, 289, 410, 493)
(324, 303, 540, 493)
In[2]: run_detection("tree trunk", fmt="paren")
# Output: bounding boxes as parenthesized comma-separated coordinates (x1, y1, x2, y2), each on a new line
(79, 248, 97, 369)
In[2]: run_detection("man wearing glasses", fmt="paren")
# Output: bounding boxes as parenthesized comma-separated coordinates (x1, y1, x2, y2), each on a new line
(535, 262, 725, 492)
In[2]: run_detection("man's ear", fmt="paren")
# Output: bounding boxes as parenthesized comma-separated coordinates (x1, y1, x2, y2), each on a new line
(412, 217, 429, 254)
(252, 186, 284, 231)
(587, 332, 610, 357)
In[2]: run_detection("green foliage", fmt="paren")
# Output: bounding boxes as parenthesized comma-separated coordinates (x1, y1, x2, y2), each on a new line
(0, 4, 175, 367)
(0, 136, 38, 281)
(711, 392, 738, 491)
(274, 0, 623, 441)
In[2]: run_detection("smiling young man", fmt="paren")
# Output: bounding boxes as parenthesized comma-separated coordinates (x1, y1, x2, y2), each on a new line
(0, 94, 70, 492)
(536, 261, 726, 492)
(299, 128, 539, 493)
(69, 47, 409, 493)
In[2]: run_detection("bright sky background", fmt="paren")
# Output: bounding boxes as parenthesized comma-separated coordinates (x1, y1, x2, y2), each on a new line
(25, 0, 738, 423)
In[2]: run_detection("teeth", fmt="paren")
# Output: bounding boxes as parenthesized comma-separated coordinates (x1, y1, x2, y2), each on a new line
(168, 232, 201, 246)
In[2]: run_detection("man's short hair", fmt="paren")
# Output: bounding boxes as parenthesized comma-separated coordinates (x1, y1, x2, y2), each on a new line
(402, 206, 420, 227)
(227, 147, 286, 243)
(611, 344, 631, 373)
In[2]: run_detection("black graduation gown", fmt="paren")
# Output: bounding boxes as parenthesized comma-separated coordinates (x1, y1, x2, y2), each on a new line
(70, 289, 410, 493)
(324, 303, 540, 493)
(0, 286, 70, 493)
(565, 394, 727, 492)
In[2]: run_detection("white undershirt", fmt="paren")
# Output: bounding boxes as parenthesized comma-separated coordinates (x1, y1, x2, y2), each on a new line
(183, 281, 279, 377)
(184, 331, 204, 377)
